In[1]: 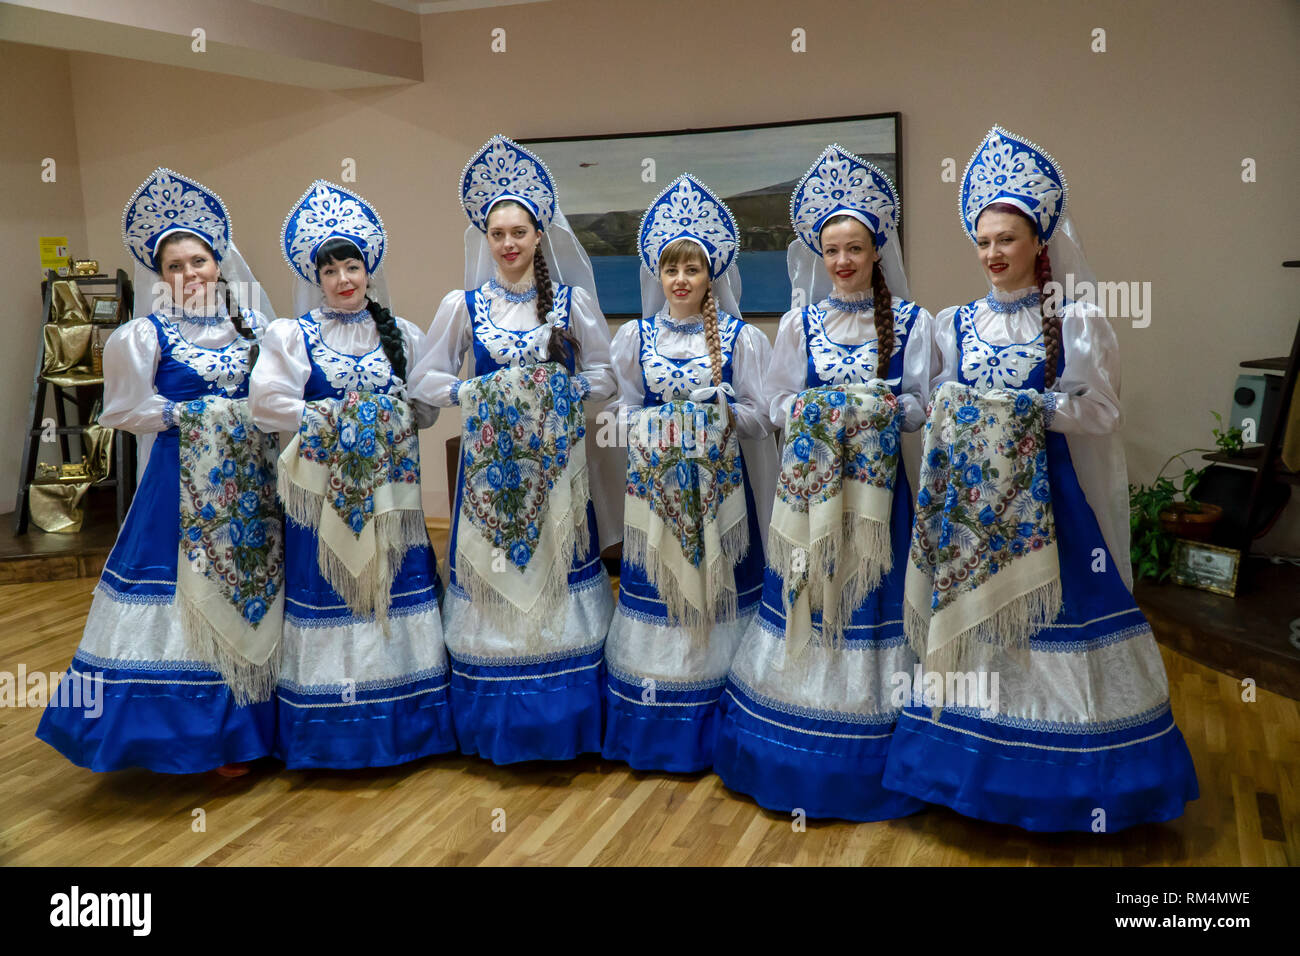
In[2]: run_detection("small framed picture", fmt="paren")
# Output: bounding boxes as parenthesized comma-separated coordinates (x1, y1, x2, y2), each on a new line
(90, 295, 119, 322)
(1171, 539, 1241, 597)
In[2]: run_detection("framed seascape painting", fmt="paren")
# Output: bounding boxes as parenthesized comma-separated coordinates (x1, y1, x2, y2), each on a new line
(521, 112, 901, 318)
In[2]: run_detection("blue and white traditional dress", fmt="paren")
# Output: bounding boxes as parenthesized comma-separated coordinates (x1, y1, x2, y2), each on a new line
(36, 168, 277, 773)
(601, 174, 777, 773)
(409, 135, 616, 764)
(881, 127, 1198, 831)
(714, 146, 934, 820)
(249, 180, 456, 769)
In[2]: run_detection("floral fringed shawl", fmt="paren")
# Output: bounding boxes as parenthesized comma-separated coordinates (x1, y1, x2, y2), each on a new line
(769, 381, 903, 660)
(623, 399, 749, 639)
(176, 397, 284, 704)
(454, 362, 590, 646)
(904, 381, 1062, 674)
(278, 391, 426, 631)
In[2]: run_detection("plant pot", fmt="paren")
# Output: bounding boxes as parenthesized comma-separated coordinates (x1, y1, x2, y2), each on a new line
(1159, 502, 1224, 542)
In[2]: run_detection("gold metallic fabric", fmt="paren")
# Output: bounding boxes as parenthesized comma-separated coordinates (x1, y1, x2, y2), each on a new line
(29, 480, 92, 533)
(50, 280, 90, 324)
(42, 322, 93, 377)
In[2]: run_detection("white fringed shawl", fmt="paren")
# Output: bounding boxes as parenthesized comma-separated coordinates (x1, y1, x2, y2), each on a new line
(622, 400, 749, 640)
(453, 362, 590, 648)
(278, 391, 426, 632)
(768, 381, 903, 660)
(904, 381, 1062, 674)
(175, 396, 284, 704)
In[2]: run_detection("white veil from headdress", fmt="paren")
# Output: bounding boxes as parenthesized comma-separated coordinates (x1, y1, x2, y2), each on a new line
(1040, 212, 1129, 590)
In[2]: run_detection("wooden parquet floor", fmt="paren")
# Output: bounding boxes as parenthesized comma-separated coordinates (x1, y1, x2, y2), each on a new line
(1, 546, 1296, 865)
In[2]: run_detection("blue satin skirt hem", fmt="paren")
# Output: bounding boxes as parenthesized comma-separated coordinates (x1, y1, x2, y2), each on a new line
(713, 685, 925, 822)
(882, 708, 1200, 832)
(449, 649, 605, 765)
(600, 665, 728, 770)
(34, 664, 275, 774)
(274, 678, 457, 770)
(600, 684, 722, 774)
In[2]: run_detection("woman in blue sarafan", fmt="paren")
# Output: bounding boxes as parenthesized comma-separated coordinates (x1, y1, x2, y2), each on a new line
(36, 167, 274, 774)
(882, 126, 1199, 831)
(409, 136, 617, 764)
(602, 174, 778, 773)
(713, 146, 936, 820)
(249, 180, 457, 768)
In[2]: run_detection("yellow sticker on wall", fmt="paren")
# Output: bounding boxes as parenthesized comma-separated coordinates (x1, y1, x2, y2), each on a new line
(40, 236, 70, 276)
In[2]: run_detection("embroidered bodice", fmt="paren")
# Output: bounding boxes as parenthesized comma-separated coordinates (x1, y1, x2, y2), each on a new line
(148, 313, 253, 401)
(637, 310, 741, 406)
(298, 313, 399, 400)
(952, 283, 1073, 392)
(803, 297, 917, 389)
(466, 281, 574, 375)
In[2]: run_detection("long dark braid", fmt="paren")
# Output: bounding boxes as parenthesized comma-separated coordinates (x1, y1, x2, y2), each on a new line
(534, 243, 581, 369)
(221, 279, 259, 365)
(870, 258, 894, 374)
(368, 298, 406, 382)
(1035, 246, 1061, 389)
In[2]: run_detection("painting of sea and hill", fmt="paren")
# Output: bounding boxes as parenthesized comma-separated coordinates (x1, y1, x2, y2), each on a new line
(523, 114, 899, 317)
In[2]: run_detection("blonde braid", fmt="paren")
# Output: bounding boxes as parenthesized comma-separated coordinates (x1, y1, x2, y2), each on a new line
(701, 288, 723, 387)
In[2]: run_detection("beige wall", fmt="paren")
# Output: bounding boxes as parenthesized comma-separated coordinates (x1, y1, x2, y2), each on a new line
(7, 0, 1299, 547)
(0, 0, 424, 86)
(1, 41, 89, 509)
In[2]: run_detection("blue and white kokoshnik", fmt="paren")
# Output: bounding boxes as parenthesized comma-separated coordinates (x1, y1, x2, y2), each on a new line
(460, 135, 557, 233)
(638, 173, 738, 280)
(281, 180, 387, 285)
(790, 144, 899, 253)
(960, 125, 1068, 244)
(122, 167, 231, 271)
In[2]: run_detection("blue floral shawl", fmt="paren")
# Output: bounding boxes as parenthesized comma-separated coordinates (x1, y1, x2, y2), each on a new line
(278, 390, 426, 629)
(454, 362, 589, 645)
(176, 396, 284, 704)
(904, 381, 1062, 673)
(623, 398, 749, 637)
(769, 381, 903, 658)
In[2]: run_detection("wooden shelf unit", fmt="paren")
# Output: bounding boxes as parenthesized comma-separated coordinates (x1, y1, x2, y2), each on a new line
(14, 269, 137, 534)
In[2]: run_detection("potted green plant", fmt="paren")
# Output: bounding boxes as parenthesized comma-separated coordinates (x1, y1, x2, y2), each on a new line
(1129, 412, 1244, 580)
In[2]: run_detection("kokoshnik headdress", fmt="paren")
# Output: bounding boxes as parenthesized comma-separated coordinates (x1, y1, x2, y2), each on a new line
(122, 167, 275, 320)
(787, 144, 910, 307)
(281, 180, 390, 318)
(960, 125, 1094, 289)
(458, 134, 602, 304)
(637, 173, 743, 319)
